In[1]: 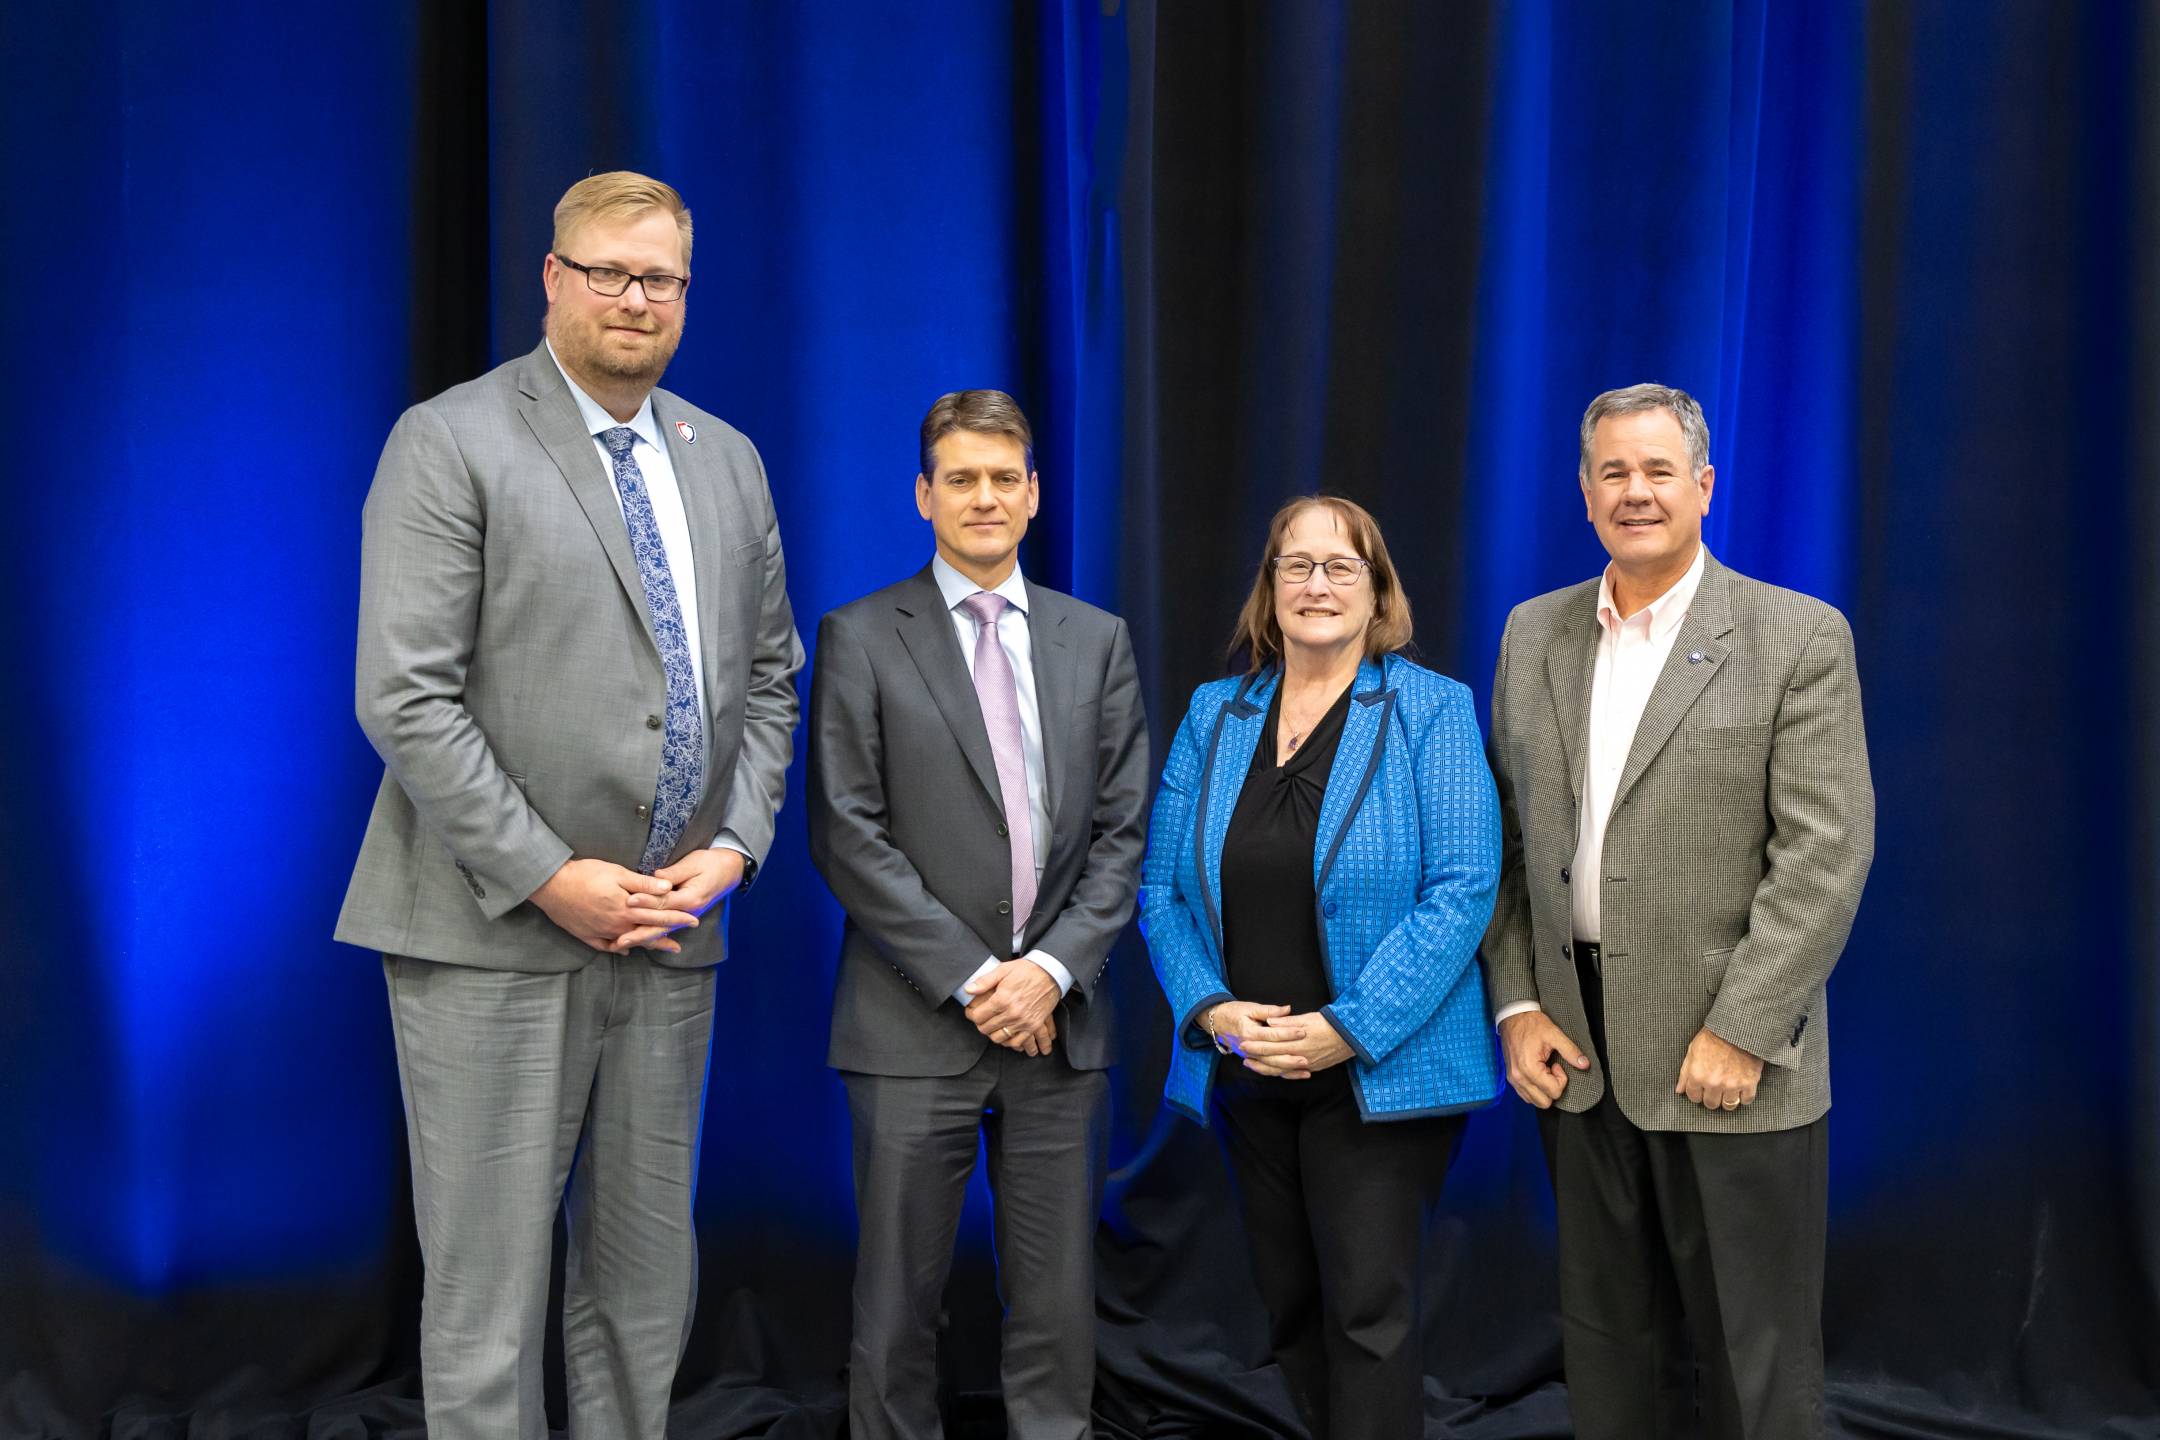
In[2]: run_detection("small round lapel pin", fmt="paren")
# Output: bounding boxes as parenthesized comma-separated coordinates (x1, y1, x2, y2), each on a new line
(1687, 650, 1705, 664)
(674, 420, 697, 443)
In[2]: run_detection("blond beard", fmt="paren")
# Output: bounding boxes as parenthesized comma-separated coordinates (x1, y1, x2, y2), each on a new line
(546, 308, 681, 389)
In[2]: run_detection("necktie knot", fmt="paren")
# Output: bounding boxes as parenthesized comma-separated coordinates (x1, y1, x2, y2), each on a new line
(960, 591, 1009, 627)
(601, 426, 638, 463)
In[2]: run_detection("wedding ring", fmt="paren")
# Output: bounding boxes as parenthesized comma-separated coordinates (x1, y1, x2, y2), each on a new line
(1721, 1097, 1741, 1110)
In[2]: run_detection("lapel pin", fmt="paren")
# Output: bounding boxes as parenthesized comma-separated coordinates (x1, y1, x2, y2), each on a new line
(675, 420, 697, 444)
(1687, 650, 1705, 664)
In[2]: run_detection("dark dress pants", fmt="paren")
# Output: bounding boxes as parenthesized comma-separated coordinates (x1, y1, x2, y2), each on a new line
(1540, 946, 1829, 1440)
(1213, 1059, 1465, 1440)
(843, 1044, 1108, 1440)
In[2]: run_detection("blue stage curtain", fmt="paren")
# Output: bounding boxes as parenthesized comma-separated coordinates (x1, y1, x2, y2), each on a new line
(1, 1, 2155, 1435)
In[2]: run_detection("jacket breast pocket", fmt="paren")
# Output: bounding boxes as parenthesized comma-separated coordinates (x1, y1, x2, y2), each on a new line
(1687, 721, 1771, 751)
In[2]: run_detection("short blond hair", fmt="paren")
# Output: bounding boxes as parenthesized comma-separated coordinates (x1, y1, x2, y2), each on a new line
(552, 171, 694, 269)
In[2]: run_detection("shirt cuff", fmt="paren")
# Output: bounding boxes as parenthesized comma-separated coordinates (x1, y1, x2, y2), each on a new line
(1020, 951, 1073, 997)
(1493, 1000, 1543, 1029)
(953, 956, 1001, 1008)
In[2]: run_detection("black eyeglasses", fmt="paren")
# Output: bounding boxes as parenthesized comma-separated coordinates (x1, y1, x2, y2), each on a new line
(1272, 556, 1371, 586)
(554, 254, 688, 303)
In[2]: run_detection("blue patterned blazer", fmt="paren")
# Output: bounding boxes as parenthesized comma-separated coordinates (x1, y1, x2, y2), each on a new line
(1141, 653, 1504, 1124)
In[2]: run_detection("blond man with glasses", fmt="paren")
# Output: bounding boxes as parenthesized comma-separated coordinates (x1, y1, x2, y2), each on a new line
(339, 172, 802, 1439)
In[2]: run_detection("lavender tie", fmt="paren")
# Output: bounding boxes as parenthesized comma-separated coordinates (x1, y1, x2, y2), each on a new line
(959, 592, 1036, 933)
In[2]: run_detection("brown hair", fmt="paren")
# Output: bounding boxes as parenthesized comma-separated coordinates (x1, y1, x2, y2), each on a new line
(552, 171, 694, 268)
(918, 390, 1035, 477)
(1228, 496, 1412, 673)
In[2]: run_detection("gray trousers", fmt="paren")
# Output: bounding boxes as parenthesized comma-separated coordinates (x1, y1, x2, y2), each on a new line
(843, 1047, 1108, 1440)
(384, 953, 716, 1440)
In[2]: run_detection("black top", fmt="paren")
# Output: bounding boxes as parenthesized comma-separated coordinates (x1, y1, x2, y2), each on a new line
(1219, 678, 1354, 1016)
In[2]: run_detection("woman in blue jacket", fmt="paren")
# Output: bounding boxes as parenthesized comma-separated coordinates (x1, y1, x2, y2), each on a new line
(1140, 495, 1502, 1440)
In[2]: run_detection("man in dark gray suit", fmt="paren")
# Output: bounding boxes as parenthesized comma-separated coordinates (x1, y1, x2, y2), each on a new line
(1481, 384, 1874, 1439)
(337, 172, 802, 1440)
(808, 390, 1148, 1440)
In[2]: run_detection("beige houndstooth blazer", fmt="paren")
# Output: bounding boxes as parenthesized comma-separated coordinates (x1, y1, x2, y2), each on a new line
(1480, 550, 1874, 1133)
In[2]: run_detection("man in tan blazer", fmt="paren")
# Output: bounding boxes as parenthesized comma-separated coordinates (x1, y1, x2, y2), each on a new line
(1481, 384, 1874, 1439)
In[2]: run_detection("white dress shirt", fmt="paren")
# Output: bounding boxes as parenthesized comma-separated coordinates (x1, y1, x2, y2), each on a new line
(1495, 544, 1706, 1026)
(548, 342, 746, 860)
(929, 555, 1072, 1004)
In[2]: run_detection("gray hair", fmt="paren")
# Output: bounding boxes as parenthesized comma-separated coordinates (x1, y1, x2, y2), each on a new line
(1578, 383, 1711, 480)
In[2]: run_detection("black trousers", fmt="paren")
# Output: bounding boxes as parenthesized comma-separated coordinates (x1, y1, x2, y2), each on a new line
(1540, 944, 1829, 1440)
(1213, 1060, 1466, 1440)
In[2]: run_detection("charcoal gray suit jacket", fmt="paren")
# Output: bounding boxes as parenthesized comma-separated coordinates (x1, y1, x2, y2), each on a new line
(809, 567, 1149, 1075)
(336, 341, 803, 971)
(1480, 551, 1874, 1132)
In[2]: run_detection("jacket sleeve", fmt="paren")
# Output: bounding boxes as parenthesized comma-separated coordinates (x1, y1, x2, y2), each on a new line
(807, 612, 1001, 1006)
(1139, 695, 1234, 1050)
(1033, 619, 1151, 1001)
(714, 440, 805, 879)
(355, 404, 572, 918)
(1322, 683, 1503, 1065)
(1705, 609, 1875, 1066)
(1478, 610, 1540, 1015)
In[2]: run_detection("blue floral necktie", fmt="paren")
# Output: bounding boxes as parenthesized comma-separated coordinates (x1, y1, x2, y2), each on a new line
(601, 426, 703, 873)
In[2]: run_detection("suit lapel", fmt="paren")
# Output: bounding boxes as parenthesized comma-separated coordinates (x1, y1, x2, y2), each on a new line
(1025, 581, 1072, 828)
(1314, 658, 1391, 890)
(895, 568, 1004, 810)
(1545, 595, 1598, 804)
(1613, 554, 1735, 809)
(517, 344, 660, 654)
(1200, 671, 1272, 943)
(651, 392, 730, 702)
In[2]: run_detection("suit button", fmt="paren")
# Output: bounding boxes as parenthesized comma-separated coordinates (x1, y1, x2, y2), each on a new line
(1562, 944, 1572, 960)
(997, 822, 1008, 837)
(996, 901, 1012, 916)
(636, 803, 650, 819)
(1323, 901, 1338, 918)
(1559, 867, 1570, 884)
(646, 713, 662, 730)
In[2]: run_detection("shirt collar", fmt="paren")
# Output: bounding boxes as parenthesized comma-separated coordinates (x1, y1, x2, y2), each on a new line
(546, 340, 661, 452)
(1595, 543, 1707, 639)
(931, 553, 1029, 616)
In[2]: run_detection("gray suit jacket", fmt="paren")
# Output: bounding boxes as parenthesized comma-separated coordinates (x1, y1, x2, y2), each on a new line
(1480, 551, 1874, 1132)
(809, 567, 1150, 1076)
(336, 341, 804, 971)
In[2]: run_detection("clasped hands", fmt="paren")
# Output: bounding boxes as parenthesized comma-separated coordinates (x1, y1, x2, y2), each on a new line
(963, 960, 1060, 1058)
(530, 850, 745, 955)
(1497, 1011, 1763, 1113)
(1204, 1001, 1354, 1080)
